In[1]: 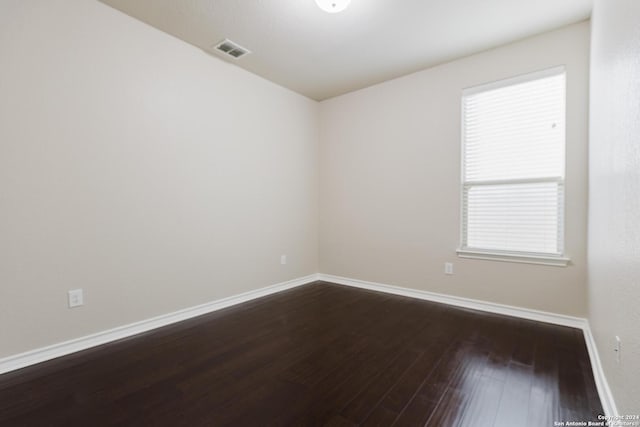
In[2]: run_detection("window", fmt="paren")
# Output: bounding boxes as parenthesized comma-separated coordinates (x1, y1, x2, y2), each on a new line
(458, 67, 569, 266)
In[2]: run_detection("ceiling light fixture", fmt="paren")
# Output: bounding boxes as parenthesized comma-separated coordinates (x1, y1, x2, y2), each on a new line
(315, 0, 351, 14)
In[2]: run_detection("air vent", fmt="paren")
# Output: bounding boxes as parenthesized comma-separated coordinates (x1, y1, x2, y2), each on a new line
(213, 39, 251, 59)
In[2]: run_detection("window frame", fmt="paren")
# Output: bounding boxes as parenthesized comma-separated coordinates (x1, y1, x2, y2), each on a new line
(457, 66, 570, 267)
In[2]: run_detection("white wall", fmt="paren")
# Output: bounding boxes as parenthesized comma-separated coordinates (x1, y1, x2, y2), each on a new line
(588, 0, 640, 414)
(0, 0, 319, 358)
(319, 22, 590, 316)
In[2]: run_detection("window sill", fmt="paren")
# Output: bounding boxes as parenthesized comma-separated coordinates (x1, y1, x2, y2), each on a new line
(456, 249, 570, 267)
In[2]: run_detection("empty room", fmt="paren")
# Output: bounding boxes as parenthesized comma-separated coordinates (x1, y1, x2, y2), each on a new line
(1, 0, 638, 425)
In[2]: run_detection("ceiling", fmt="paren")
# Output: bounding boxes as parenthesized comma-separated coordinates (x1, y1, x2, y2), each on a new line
(99, 0, 592, 101)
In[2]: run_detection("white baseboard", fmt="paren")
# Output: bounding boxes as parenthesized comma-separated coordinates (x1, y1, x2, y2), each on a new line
(0, 274, 319, 375)
(318, 273, 618, 416)
(582, 325, 618, 416)
(318, 273, 586, 328)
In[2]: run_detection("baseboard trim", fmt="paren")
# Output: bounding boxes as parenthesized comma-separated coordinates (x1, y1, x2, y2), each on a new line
(582, 324, 619, 416)
(0, 274, 319, 375)
(318, 273, 618, 416)
(318, 273, 586, 328)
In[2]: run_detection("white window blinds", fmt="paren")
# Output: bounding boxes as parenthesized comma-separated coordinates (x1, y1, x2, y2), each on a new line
(461, 67, 566, 260)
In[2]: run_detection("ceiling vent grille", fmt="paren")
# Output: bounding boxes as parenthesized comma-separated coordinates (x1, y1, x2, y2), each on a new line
(213, 39, 251, 59)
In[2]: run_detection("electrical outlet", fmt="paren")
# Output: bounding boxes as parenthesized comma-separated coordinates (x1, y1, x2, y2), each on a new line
(444, 262, 454, 275)
(614, 336, 621, 363)
(68, 289, 84, 308)
(280, 255, 287, 265)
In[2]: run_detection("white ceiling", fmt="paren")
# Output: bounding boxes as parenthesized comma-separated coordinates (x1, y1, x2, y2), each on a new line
(99, 0, 592, 101)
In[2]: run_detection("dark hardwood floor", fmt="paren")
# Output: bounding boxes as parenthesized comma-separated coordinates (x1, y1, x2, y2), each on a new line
(0, 281, 603, 426)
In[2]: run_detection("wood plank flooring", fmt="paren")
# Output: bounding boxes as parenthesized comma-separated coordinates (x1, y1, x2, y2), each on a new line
(0, 281, 603, 426)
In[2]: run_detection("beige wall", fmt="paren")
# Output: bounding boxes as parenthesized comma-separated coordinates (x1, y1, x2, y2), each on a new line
(0, 0, 319, 358)
(0, 1, 595, 364)
(588, 0, 640, 414)
(319, 22, 590, 316)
